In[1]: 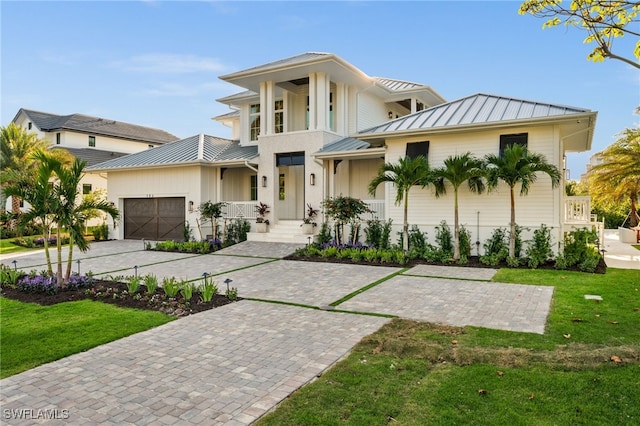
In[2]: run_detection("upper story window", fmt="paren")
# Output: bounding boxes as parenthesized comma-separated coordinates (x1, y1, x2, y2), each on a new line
(305, 96, 310, 130)
(499, 133, 528, 156)
(274, 100, 284, 134)
(329, 92, 334, 131)
(82, 184, 92, 195)
(28, 122, 32, 130)
(88, 136, 96, 147)
(56, 133, 61, 145)
(406, 141, 429, 160)
(249, 104, 260, 141)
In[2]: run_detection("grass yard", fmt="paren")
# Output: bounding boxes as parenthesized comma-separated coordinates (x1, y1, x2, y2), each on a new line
(0, 237, 37, 255)
(0, 298, 174, 378)
(257, 268, 640, 425)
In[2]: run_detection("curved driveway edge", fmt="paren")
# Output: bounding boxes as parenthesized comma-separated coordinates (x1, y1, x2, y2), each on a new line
(1, 301, 389, 425)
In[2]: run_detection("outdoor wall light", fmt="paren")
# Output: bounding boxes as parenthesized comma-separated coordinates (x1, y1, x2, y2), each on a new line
(188, 200, 194, 212)
(262, 176, 267, 187)
(310, 173, 316, 186)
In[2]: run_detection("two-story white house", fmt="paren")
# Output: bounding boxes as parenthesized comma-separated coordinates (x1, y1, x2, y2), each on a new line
(89, 52, 600, 248)
(7, 109, 178, 221)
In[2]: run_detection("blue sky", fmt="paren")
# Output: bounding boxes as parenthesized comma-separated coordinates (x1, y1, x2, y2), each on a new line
(2, 1, 638, 177)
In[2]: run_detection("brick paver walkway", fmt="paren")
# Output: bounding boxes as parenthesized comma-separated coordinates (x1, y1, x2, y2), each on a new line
(0, 240, 557, 424)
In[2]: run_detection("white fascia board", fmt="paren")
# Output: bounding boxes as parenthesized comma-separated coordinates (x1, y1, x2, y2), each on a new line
(312, 147, 386, 160)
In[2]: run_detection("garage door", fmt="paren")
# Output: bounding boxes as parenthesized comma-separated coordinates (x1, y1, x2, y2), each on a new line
(124, 197, 185, 240)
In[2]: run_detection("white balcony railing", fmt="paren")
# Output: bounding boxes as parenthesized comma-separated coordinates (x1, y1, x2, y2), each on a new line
(564, 196, 593, 223)
(222, 201, 257, 219)
(363, 199, 385, 220)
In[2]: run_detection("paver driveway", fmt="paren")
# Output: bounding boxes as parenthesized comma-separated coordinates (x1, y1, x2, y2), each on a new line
(0, 240, 555, 425)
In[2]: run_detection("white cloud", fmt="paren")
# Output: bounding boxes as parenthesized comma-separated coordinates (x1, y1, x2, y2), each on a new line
(116, 54, 229, 73)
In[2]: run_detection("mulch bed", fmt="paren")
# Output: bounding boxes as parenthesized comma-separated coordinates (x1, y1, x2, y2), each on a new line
(0, 281, 237, 316)
(283, 254, 607, 274)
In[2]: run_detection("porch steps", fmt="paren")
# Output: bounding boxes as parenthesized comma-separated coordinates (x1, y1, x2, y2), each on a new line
(246, 220, 315, 244)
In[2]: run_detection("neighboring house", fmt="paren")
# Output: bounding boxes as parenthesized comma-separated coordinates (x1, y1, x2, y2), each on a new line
(7, 109, 179, 224)
(88, 52, 600, 248)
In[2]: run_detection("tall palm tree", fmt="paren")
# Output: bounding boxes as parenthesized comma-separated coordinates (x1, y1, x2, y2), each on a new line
(369, 155, 435, 251)
(485, 144, 560, 258)
(0, 123, 48, 225)
(589, 127, 640, 227)
(432, 153, 486, 260)
(54, 157, 119, 282)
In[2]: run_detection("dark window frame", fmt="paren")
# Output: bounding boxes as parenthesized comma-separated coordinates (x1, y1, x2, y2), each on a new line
(499, 133, 528, 156)
(405, 141, 429, 159)
(88, 135, 96, 147)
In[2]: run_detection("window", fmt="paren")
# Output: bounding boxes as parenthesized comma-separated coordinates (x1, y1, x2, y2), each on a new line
(28, 122, 32, 130)
(274, 100, 284, 134)
(329, 92, 334, 131)
(305, 96, 310, 130)
(279, 173, 285, 200)
(276, 152, 305, 166)
(56, 133, 61, 145)
(499, 133, 528, 156)
(82, 184, 92, 195)
(250, 175, 258, 201)
(88, 136, 96, 147)
(249, 104, 260, 141)
(406, 141, 429, 159)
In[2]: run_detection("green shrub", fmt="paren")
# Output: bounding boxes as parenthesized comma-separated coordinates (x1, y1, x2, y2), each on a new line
(526, 224, 554, 269)
(199, 276, 218, 302)
(317, 222, 332, 245)
(162, 277, 180, 297)
(365, 219, 392, 249)
(180, 281, 196, 300)
(225, 218, 251, 245)
(126, 276, 141, 294)
(408, 225, 428, 258)
(458, 225, 471, 259)
(434, 221, 453, 257)
(144, 274, 159, 294)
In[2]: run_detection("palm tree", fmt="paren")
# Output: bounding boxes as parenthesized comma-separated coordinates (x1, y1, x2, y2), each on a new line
(369, 155, 435, 251)
(0, 123, 48, 225)
(432, 153, 486, 260)
(3, 150, 59, 275)
(589, 127, 640, 228)
(51, 156, 119, 284)
(485, 144, 560, 258)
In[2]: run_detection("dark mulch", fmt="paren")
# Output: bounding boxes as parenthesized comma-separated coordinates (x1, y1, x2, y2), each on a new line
(283, 254, 607, 274)
(0, 281, 237, 317)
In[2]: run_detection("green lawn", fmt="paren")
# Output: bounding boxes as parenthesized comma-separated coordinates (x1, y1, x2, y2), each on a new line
(633, 244, 640, 251)
(0, 298, 174, 378)
(257, 268, 640, 425)
(0, 237, 38, 255)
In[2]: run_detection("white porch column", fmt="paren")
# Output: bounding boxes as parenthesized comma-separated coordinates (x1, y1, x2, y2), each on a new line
(329, 159, 335, 198)
(259, 81, 267, 137)
(308, 73, 317, 130)
(315, 72, 329, 131)
(264, 80, 275, 136)
(336, 82, 347, 135)
(411, 98, 417, 114)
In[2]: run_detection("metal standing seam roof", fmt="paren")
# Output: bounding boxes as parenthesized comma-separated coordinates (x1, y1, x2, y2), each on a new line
(315, 137, 372, 154)
(373, 77, 427, 92)
(50, 147, 128, 167)
(17, 109, 179, 144)
(219, 52, 331, 78)
(358, 93, 592, 135)
(86, 135, 256, 171)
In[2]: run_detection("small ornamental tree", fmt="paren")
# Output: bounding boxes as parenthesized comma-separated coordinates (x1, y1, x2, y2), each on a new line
(199, 201, 227, 239)
(321, 196, 370, 244)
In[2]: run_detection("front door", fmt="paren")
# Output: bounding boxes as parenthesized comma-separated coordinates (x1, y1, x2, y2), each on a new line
(276, 152, 304, 220)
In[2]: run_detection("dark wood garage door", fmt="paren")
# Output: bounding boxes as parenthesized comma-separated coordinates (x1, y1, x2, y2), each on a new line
(124, 197, 185, 240)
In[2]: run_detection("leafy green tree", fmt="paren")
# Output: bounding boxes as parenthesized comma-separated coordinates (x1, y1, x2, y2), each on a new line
(519, 0, 640, 69)
(432, 153, 486, 261)
(321, 195, 370, 244)
(588, 127, 640, 227)
(485, 144, 561, 258)
(369, 156, 435, 251)
(0, 123, 48, 223)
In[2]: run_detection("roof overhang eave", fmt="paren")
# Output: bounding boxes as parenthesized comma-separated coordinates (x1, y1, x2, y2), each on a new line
(357, 112, 597, 141)
(313, 147, 386, 160)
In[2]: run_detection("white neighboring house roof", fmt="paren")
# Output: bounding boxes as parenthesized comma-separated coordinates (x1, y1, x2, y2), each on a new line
(87, 135, 258, 172)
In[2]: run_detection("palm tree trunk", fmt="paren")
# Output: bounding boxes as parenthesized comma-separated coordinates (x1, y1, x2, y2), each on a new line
(630, 192, 639, 228)
(42, 224, 53, 276)
(509, 186, 516, 258)
(65, 233, 74, 281)
(453, 188, 460, 260)
(56, 227, 64, 287)
(403, 190, 409, 252)
(10, 196, 21, 231)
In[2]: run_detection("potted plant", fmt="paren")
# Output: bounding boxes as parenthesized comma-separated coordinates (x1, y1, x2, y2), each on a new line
(301, 203, 319, 234)
(255, 202, 270, 233)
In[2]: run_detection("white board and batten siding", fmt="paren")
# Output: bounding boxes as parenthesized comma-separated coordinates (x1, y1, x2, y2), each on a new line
(382, 126, 563, 250)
